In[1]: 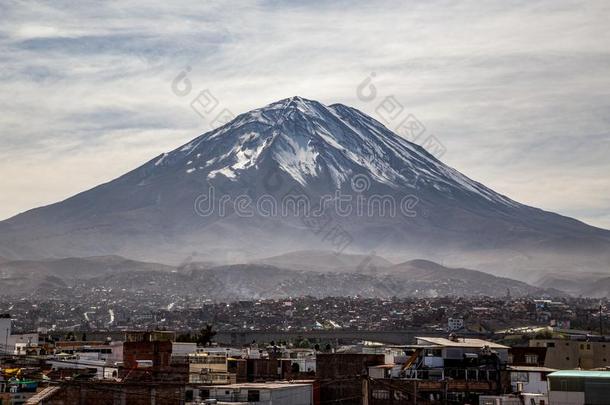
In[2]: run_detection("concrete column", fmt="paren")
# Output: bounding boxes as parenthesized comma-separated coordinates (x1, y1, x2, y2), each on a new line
(362, 377, 369, 405)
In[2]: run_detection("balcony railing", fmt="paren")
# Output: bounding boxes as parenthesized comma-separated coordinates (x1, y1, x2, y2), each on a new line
(402, 367, 499, 382)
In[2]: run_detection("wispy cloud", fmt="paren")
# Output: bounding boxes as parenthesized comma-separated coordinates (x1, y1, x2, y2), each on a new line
(0, 0, 609, 228)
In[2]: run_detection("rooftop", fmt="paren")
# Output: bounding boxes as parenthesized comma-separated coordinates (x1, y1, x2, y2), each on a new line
(416, 337, 509, 349)
(548, 370, 610, 379)
(507, 366, 557, 373)
(207, 382, 313, 390)
(370, 364, 396, 369)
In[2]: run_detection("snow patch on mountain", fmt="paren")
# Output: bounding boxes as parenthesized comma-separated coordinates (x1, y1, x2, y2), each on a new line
(160, 96, 521, 208)
(273, 134, 319, 186)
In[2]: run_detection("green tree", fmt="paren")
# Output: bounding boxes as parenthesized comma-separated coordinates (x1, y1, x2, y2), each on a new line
(196, 324, 216, 347)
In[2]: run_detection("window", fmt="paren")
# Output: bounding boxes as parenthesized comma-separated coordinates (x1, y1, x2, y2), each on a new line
(507, 354, 514, 364)
(247, 390, 260, 402)
(547, 342, 555, 348)
(511, 372, 529, 383)
(550, 377, 586, 392)
(372, 390, 390, 400)
(199, 389, 209, 399)
(445, 348, 462, 359)
(525, 354, 538, 364)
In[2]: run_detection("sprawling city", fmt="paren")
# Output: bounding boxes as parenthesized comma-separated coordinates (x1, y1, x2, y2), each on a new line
(1, 293, 610, 404)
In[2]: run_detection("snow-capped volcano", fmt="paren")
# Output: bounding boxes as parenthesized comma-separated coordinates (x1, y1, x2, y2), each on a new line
(1, 96, 609, 280)
(159, 96, 517, 208)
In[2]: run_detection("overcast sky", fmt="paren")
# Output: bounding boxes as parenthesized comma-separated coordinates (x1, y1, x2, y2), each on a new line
(1, 0, 609, 228)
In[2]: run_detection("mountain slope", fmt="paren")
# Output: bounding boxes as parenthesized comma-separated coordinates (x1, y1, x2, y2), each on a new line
(0, 97, 608, 279)
(0, 256, 173, 296)
(254, 250, 394, 273)
(1, 255, 561, 299)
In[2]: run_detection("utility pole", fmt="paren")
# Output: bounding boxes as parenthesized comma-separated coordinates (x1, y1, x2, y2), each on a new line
(413, 380, 417, 405)
(599, 301, 604, 336)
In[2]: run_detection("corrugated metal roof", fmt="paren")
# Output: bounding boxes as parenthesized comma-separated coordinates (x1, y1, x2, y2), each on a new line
(369, 364, 396, 369)
(25, 386, 61, 404)
(508, 366, 557, 372)
(416, 337, 509, 349)
(209, 382, 313, 389)
(548, 370, 610, 379)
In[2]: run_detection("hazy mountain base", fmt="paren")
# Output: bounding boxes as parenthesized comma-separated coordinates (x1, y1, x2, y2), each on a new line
(0, 252, 567, 299)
